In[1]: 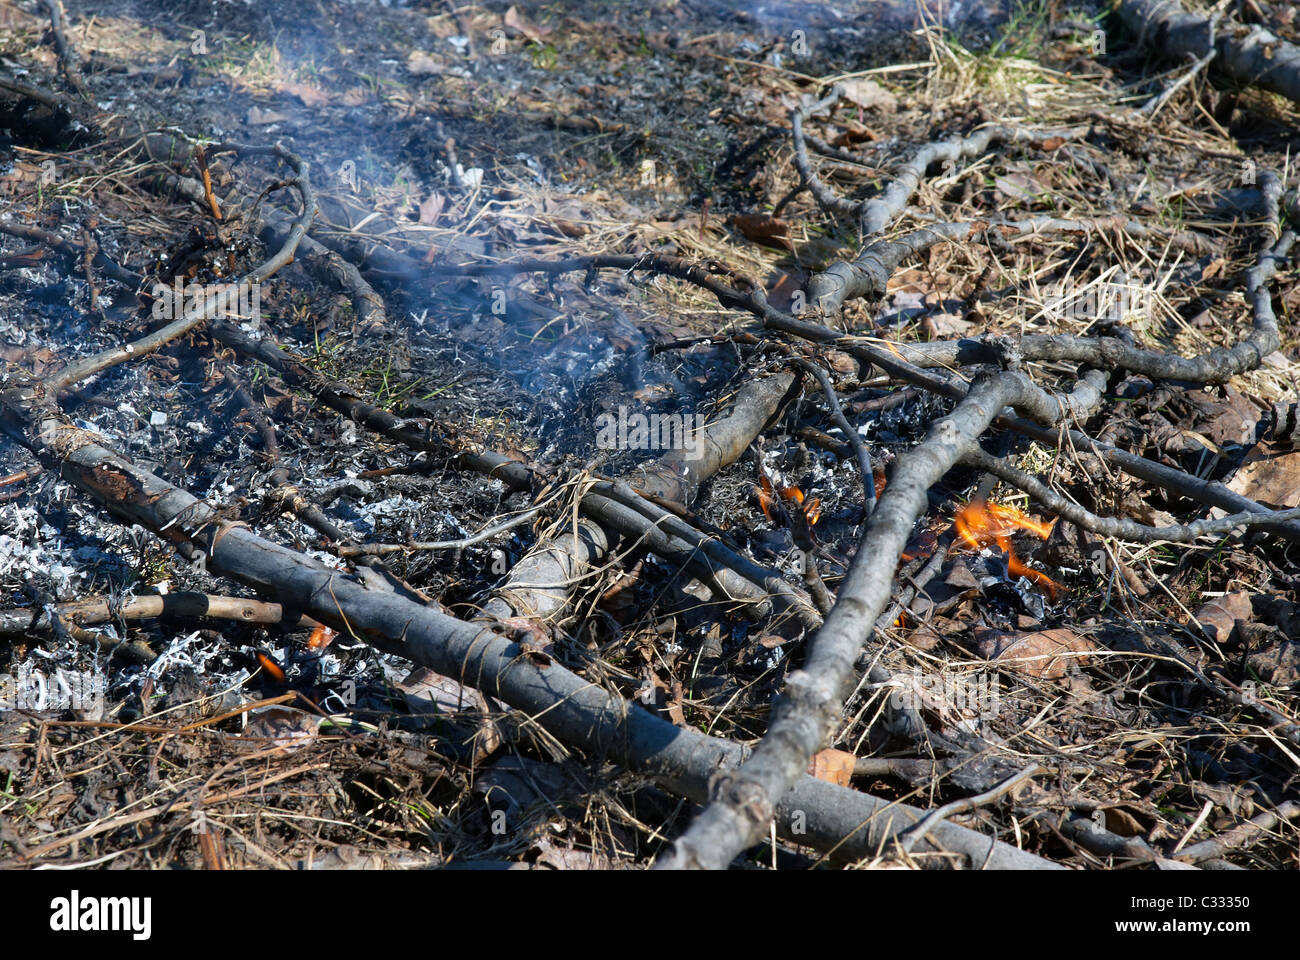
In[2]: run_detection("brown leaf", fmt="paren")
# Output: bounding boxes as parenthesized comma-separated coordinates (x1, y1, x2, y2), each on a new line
(1246, 637, 1300, 686)
(29, 347, 59, 377)
(504, 5, 551, 43)
(407, 51, 448, 76)
(239, 706, 319, 751)
(282, 82, 330, 107)
(1226, 440, 1300, 509)
(395, 665, 481, 714)
(904, 615, 957, 651)
(829, 123, 878, 147)
(1191, 591, 1252, 644)
(824, 350, 856, 375)
(418, 192, 446, 225)
(808, 748, 856, 787)
(475, 755, 570, 813)
(551, 218, 590, 238)
(665, 680, 685, 726)
(0, 247, 47, 267)
(994, 170, 1047, 203)
(1202, 387, 1259, 449)
(921, 313, 975, 340)
(975, 627, 1098, 679)
(839, 78, 897, 113)
(1094, 804, 1152, 837)
(729, 213, 792, 251)
(533, 838, 611, 870)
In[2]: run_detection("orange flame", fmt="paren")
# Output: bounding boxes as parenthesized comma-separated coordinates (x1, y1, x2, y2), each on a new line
(255, 651, 286, 682)
(306, 624, 336, 652)
(954, 500, 1060, 600)
(756, 475, 779, 521)
(755, 476, 820, 526)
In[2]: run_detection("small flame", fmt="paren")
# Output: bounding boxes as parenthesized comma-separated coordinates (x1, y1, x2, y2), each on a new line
(755, 476, 820, 526)
(255, 651, 286, 682)
(756, 475, 779, 521)
(306, 624, 335, 652)
(954, 500, 1060, 599)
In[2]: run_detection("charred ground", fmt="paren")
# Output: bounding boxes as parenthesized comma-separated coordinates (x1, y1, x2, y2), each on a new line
(0, 0, 1298, 869)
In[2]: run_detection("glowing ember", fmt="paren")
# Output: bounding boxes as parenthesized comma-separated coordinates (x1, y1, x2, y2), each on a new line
(954, 500, 1060, 599)
(756, 475, 820, 526)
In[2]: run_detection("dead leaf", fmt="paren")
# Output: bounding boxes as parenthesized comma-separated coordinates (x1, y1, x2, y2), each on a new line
(418, 192, 446, 225)
(808, 748, 855, 787)
(839, 78, 897, 113)
(1200, 257, 1226, 281)
(533, 838, 611, 870)
(824, 350, 856, 375)
(1246, 637, 1300, 686)
(474, 755, 572, 816)
(550, 218, 590, 238)
(1191, 591, 1252, 644)
(0, 3, 42, 28)
(921, 313, 974, 339)
(829, 123, 878, 147)
(1094, 804, 1152, 837)
(766, 270, 807, 312)
(396, 665, 481, 714)
(1181, 429, 1226, 457)
(975, 627, 1098, 679)
(407, 51, 448, 76)
(905, 615, 958, 651)
(729, 213, 792, 251)
(500, 616, 554, 663)
(240, 706, 319, 751)
(282, 82, 330, 107)
(1226, 440, 1300, 509)
(504, 5, 551, 43)
(886, 265, 929, 294)
(994, 170, 1047, 203)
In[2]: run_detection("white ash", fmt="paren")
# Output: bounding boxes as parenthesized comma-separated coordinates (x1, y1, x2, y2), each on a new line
(759, 447, 787, 489)
(0, 527, 84, 599)
(144, 631, 211, 682)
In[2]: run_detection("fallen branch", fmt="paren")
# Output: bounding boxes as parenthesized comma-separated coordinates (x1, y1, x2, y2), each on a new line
(963, 447, 1300, 541)
(1174, 800, 1300, 864)
(40, 143, 316, 397)
(1116, 0, 1300, 107)
(8, 411, 1061, 869)
(899, 763, 1043, 855)
(478, 371, 801, 623)
(42, 0, 90, 100)
(657, 370, 1101, 869)
(0, 591, 305, 636)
